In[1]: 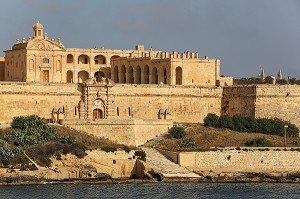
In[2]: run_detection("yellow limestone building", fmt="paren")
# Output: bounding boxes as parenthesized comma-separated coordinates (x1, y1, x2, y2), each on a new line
(0, 22, 233, 145)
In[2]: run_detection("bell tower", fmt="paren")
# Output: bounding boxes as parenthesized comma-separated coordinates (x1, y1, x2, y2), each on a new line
(32, 21, 44, 39)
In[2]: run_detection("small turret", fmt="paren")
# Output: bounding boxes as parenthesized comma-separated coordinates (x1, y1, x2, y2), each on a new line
(32, 21, 44, 39)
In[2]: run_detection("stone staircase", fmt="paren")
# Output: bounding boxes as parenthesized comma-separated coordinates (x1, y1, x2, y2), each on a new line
(141, 147, 201, 178)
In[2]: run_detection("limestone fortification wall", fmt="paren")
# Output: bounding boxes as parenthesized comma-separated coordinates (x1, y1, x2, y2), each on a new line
(0, 82, 81, 123)
(112, 84, 223, 123)
(223, 85, 300, 127)
(61, 119, 173, 146)
(222, 86, 256, 117)
(179, 149, 300, 172)
(255, 85, 300, 127)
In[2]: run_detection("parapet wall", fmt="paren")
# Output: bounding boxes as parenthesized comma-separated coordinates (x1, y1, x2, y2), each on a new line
(179, 149, 300, 172)
(61, 119, 173, 146)
(223, 85, 300, 127)
(0, 82, 81, 123)
(255, 85, 300, 127)
(112, 84, 223, 123)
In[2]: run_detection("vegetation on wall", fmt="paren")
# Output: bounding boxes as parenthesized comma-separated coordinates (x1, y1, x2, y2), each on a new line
(204, 113, 299, 137)
(0, 115, 85, 168)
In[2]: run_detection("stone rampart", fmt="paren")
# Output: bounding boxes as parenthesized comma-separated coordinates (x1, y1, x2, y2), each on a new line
(112, 84, 223, 123)
(223, 85, 300, 127)
(61, 119, 173, 146)
(255, 85, 300, 128)
(0, 82, 81, 123)
(179, 149, 300, 172)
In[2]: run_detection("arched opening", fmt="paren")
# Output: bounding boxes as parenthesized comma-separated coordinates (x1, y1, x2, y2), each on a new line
(163, 67, 167, 84)
(144, 65, 149, 84)
(78, 71, 89, 83)
(176, 67, 182, 85)
(135, 65, 141, 84)
(67, 54, 73, 63)
(93, 109, 104, 119)
(110, 55, 120, 65)
(128, 66, 134, 84)
(66, 70, 73, 83)
(151, 67, 158, 84)
(120, 65, 126, 83)
(113, 66, 119, 83)
(78, 54, 90, 64)
(94, 55, 106, 64)
(94, 71, 105, 82)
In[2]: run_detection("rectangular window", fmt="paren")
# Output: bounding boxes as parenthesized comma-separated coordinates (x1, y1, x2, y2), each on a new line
(128, 107, 131, 116)
(117, 107, 119, 116)
(75, 107, 77, 115)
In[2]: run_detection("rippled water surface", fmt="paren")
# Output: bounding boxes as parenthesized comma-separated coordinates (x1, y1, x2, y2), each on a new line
(1, 182, 300, 199)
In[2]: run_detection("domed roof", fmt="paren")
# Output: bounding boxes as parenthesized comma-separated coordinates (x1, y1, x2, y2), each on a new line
(32, 21, 43, 29)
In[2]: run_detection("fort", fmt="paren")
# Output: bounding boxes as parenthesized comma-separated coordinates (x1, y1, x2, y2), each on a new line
(0, 22, 299, 145)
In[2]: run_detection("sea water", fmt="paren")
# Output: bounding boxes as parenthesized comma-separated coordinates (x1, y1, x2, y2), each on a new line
(0, 182, 299, 199)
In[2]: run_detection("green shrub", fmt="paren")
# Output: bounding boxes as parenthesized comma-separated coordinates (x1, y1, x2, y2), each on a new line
(203, 113, 219, 127)
(218, 115, 234, 129)
(101, 146, 117, 153)
(245, 138, 272, 147)
(179, 138, 197, 148)
(122, 145, 131, 153)
(168, 126, 185, 139)
(134, 150, 146, 161)
(204, 113, 299, 137)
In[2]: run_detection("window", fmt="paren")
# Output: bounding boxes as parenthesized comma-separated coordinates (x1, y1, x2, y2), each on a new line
(38, 30, 41, 36)
(128, 107, 131, 116)
(94, 56, 99, 64)
(43, 58, 49, 64)
(75, 107, 77, 115)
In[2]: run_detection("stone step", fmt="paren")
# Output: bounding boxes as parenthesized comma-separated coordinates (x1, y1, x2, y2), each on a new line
(141, 147, 201, 178)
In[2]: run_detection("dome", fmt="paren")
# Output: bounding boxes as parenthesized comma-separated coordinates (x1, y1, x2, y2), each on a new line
(32, 21, 43, 29)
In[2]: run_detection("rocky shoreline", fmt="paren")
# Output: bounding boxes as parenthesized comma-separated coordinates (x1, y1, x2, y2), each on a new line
(1, 172, 300, 186)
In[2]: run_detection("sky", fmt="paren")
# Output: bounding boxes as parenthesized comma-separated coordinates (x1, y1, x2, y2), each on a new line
(0, 0, 300, 78)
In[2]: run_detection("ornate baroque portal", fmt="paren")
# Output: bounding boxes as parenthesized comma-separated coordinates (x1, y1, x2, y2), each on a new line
(79, 78, 115, 119)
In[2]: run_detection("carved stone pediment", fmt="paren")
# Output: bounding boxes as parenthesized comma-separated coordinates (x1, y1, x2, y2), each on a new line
(27, 39, 66, 51)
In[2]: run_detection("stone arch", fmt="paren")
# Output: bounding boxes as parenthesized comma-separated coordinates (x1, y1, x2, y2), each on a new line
(120, 65, 126, 83)
(93, 108, 104, 119)
(67, 54, 73, 63)
(163, 67, 167, 84)
(94, 71, 105, 82)
(113, 66, 119, 83)
(78, 70, 89, 83)
(143, 65, 149, 84)
(110, 55, 120, 65)
(66, 70, 73, 83)
(128, 66, 134, 84)
(176, 66, 182, 85)
(29, 59, 34, 70)
(151, 67, 158, 84)
(135, 65, 141, 84)
(78, 54, 90, 64)
(94, 55, 106, 64)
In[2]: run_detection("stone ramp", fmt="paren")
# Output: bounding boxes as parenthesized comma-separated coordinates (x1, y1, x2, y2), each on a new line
(141, 147, 201, 178)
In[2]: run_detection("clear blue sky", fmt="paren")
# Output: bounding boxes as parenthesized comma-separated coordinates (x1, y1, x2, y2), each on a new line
(1, 0, 300, 78)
